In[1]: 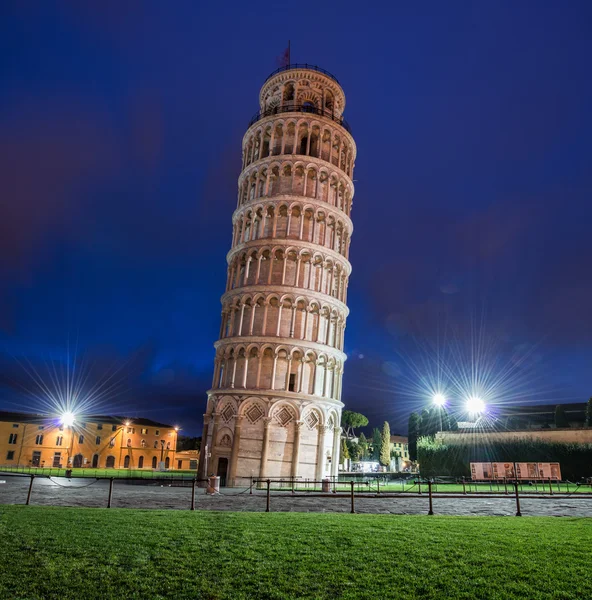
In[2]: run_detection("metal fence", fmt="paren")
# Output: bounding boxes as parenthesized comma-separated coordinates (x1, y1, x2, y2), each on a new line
(248, 103, 351, 132)
(2, 471, 590, 515)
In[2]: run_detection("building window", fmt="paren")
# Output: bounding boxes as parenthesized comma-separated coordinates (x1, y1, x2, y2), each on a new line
(109, 438, 115, 447)
(111, 425, 117, 432)
(124, 455, 131, 468)
(178, 460, 182, 470)
(166, 442, 170, 449)
(127, 427, 135, 434)
(95, 436, 101, 445)
(53, 452, 62, 467)
(8, 433, 18, 444)
(35, 434, 44, 445)
(97, 424, 103, 430)
(12, 423, 19, 428)
(38, 425, 44, 430)
(141, 440, 146, 447)
(154, 441, 158, 448)
(141, 428, 148, 435)
(78, 435, 84, 444)
(152, 456, 157, 469)
(288, 373, 296, 391)
(127, 439, 132, 447)
(106, 455, 115, 468)
(56, 436, 63, 446)
(155, 429, 160, 436)
(7, 451, 15, 460)
(138, 456, 144, 468)
(165, 457, 170, 469)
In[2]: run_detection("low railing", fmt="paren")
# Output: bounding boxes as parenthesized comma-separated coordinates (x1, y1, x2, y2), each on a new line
(264, 64, 340, 84)
(248, 104, 351, 133)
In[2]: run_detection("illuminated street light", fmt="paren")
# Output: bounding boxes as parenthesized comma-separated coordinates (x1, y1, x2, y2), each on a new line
(60, 411, 75, 427)
(466, 397, 485, 414)
(432, 393, 446, 407)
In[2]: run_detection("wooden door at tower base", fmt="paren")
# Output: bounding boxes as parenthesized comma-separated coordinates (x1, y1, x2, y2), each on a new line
(217, 457, 228, 487)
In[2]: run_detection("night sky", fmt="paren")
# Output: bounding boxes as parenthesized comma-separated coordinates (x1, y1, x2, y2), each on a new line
(1, 2, 591, 436)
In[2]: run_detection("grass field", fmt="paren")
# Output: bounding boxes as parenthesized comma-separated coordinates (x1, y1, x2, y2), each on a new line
(0, 506, 590, 599)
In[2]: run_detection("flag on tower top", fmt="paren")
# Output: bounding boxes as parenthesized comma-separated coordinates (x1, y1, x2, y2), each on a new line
(277, 41, 290, 67)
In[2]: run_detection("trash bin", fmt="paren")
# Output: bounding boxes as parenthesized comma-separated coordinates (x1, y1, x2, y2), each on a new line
(65, 469, 72, 478)
(206, 475, 220, 495)
(322, 478, 331, 493)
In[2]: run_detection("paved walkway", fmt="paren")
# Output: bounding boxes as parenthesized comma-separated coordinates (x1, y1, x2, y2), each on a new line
(1, 475, 591, 516)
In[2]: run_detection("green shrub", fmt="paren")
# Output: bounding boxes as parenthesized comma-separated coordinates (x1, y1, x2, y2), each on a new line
(417, 436, 592, 480)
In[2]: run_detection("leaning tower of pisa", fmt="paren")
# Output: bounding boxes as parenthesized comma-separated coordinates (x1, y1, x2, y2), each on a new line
(198, 64, 356, 486)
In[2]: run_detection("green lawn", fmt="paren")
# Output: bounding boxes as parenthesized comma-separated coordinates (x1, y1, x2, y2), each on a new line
(0, 466, 196, 479)
(0, 506, 590, 600)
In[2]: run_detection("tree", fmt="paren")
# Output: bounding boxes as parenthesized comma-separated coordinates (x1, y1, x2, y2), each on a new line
(379, 421, 391, 467)
(408, 412, 420, 461)
(372, 428, 382, 461)
(419, 409, 430, 437)
(346, 440, 361, 462)
(340, 437, 350, 465)
(555, 404, 570, 428)
(358, 432, 369, 459)
(177, 436, 201, 451)
(341, 410, 369, 438)
(586, 397, 592, 427)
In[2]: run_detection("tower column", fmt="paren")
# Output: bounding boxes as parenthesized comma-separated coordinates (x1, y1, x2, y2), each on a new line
(227, 416, 244, 486)
(315, 425, 328, 481)
(331, 426, 342, 479)
(291, 421, 304, 479)
(259, 417, 272, 479)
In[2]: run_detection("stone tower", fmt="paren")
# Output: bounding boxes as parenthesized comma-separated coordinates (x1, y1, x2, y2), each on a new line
(198, 64, 356, 486)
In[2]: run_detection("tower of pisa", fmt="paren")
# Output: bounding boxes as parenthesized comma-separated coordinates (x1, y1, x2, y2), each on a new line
(198, 64, 356, 486)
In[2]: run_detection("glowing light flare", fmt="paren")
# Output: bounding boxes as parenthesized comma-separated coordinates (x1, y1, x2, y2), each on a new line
(60, 411, 76, 427)
(466, 397, 486, 414)
(432, 393, 446, 406)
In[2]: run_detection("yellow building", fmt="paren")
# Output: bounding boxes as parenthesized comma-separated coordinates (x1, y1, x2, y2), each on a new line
(0, 411, 179, 470)
(389, 435, 410, 471)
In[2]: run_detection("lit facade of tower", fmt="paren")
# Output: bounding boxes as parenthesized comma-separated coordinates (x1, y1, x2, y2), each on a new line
(198, 65, 356, 486)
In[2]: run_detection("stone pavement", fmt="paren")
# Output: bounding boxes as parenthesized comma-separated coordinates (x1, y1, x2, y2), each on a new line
(1, 475, 591, 516)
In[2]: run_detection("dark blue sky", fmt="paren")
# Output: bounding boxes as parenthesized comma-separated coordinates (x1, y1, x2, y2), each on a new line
(1, 1, 591, 435)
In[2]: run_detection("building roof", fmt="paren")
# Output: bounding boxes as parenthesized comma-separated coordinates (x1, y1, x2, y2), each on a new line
(0, 410, 174, 429)
(494, 403, 586, 423)
(390, 435, 408, 443)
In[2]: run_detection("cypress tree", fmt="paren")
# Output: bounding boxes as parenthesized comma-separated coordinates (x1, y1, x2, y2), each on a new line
(358, 432, 369, 458)
(379, 421, 391, 467)
(554, 404, 570, 428)
(408, 412, 420, 461)
(372, 428, 382, 460)
(586, 398, 592, 427)
(340, 437, 350, 464)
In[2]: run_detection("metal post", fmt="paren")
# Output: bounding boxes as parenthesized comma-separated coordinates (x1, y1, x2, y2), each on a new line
(462, 477, 466, 495)
(514, 480, 522, 516)
(266, 479, 271, 512)
(428, 479, 434, 515)
(504, 478, 508, 495)
(350, 480, 355, 514)
(377, 479, 380, 494)
(418, 478, 422, 495)
(548, 478, 553, 496)
(191, 478, 196, 511)
(249, 475, 253, 495)
(26, 475, 35, 505)
(291, 477, 295, 495)
(107, 477, 114, 508)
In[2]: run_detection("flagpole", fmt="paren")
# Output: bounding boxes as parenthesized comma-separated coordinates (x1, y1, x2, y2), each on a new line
(288, 40, 291, 65)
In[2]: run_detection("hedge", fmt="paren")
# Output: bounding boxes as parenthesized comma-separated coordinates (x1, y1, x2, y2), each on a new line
(417, 436, 592, 480)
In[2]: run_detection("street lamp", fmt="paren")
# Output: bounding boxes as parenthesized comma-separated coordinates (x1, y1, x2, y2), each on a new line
(432, 393, 446, 407)
(60, 412, 75, 427)
(466, 397, 485, 415)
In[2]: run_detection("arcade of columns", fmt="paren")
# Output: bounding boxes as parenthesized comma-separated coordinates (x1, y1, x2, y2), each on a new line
(198, 65, 356, 486)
